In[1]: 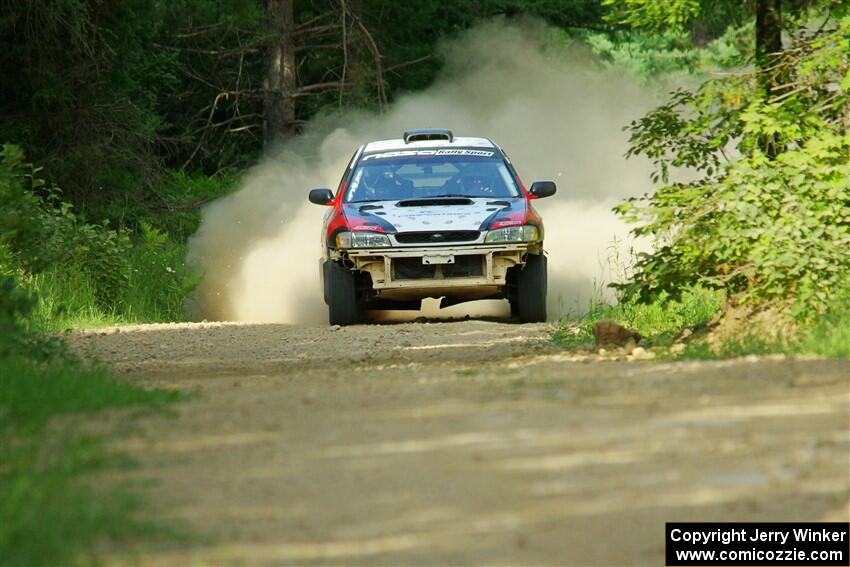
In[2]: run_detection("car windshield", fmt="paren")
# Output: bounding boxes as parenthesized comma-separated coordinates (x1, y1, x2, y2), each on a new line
(345, 153, 520, 203)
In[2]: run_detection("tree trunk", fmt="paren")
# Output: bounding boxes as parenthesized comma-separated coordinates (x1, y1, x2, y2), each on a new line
(755, 0, 782, 157)
(755, 0, 782, 85)
(263, 0, 296, 144)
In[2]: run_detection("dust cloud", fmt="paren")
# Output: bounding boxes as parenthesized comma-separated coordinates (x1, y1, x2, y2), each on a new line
(186, 19, 659, 324)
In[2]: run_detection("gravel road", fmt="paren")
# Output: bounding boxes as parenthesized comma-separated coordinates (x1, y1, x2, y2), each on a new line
(66, 320, 850, 566)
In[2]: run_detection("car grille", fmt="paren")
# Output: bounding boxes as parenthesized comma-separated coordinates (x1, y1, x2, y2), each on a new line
(394, 231, 480, 244)
(442, 255, 484, 278)
(392, 255, 484, 280)
(393, 258, 435, 279)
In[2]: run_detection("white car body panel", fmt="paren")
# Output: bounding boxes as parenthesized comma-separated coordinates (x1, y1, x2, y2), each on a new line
(361, 198, 504, 233)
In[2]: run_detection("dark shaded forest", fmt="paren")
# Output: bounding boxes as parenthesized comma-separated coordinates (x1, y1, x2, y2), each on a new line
(2, 1, 616, 220)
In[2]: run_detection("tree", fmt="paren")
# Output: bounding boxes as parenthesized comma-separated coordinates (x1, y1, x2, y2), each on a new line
(615, 14, 850, 317)
(755, 0, 783, 69)
(263, 0, 297, 143)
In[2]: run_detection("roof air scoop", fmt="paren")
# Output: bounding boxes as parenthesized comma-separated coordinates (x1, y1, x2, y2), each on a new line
(403, 128, 453, 144)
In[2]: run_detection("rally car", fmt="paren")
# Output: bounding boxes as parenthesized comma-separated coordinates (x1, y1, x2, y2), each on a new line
(308, 128, 556, 325)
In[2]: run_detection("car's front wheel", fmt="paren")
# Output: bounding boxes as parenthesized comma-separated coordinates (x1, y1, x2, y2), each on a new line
(513, 253, 547, 323)
(327, 261, 361, 326)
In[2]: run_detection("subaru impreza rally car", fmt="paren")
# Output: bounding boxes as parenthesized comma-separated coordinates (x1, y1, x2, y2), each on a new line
(308, 128, 556, 325)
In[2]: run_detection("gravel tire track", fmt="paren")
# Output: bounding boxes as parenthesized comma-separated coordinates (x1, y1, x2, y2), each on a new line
(66, 321, 850, 566)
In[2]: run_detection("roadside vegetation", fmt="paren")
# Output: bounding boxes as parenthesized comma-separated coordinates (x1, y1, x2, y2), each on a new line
(0, 357, 182, 566)
(0, 289, 182, 566)
(1, 145, 184, 565)
(552, 1, 850, 359)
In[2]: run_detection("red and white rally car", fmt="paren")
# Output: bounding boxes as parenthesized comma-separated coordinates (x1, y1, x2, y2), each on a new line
(308, 129, 556, 325)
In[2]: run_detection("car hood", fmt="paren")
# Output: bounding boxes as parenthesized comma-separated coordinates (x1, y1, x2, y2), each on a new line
(342, 197, 526, 233)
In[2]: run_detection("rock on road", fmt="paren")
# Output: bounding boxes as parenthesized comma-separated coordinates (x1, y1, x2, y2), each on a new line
(67, 320, 850, 566)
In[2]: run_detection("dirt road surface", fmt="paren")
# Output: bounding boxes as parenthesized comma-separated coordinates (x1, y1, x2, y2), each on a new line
(67, 320, 850, 566)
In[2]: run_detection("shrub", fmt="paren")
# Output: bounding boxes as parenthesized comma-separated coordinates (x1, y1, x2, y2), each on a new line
(1, 144, 133, 308)
(614, 18, 850, 320)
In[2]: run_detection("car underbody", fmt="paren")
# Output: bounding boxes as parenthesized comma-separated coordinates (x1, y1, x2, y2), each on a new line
(333, 241, 539, 306)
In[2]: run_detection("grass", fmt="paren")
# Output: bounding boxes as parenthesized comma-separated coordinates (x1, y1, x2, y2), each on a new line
(0, 355, 181, 432)
(26, 229, 197, 332)
(552, 285, 723, 351)
(796, 299, 850, 358)
(1, 435, 172, 567)
(0, 353, 184, 565)
(552, 286, 850, 359)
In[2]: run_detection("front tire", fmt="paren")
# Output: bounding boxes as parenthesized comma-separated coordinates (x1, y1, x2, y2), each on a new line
(327, 262, 361, 326)
(515, 253, 547, 323)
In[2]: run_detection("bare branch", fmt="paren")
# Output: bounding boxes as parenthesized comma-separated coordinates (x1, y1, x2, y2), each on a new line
(294, 43, 343, 53)
(296, 11, 336, 31)
(341, 4, 387, 109)
(386, 54, 432, 73)
(294, 82, 352, 97)
(294, 24, 340, 38)
(339, 0, 348, 108)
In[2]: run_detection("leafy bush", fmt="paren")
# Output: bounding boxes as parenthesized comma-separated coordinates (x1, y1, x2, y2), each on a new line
(0, 144, 185, 563)
(2, 146, 198, 330)
(614, 18, 850, 319)
(27, 231, 197, 331)
(124, 221, 200, 322)
(580, 23, 751, 81)
(603, 0, 701, 31)
(150, 170, 237, 239)
(1, 144, 133, 307)
(0, 145, 53, 273)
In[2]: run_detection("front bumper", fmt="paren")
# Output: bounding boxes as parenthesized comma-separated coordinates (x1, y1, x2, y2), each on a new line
(343, 243, 533, 296)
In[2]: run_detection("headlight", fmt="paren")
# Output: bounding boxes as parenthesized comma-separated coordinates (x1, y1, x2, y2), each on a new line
(335, 231, 391, 248)
(485, 225, 539, 243)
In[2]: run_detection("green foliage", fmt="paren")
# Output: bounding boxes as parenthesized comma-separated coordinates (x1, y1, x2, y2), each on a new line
(150, 170, 237, 239)
(553, 287, 850, 359)
(0, 263, 183, 566)
(1, 146, 197, 331)
(0, 145, 53, 273)
(0, 353, 183, 566)
(574, 21, 751, 81)
(27, 234, 196, 332)
(124, 223, 200, 322)
(1, 435, 155, 567)
(615, 17, 850, 318)
(552, 285, 723, 349)
(796, 293, 850, 357)
(603, 0, 701, 31)
(1, 145, 133, 307)
(0, 0, 175, 205)
(0, 356, 181, 434)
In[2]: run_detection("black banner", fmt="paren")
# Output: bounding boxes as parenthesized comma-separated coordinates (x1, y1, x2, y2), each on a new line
(666, 523, 849, 566)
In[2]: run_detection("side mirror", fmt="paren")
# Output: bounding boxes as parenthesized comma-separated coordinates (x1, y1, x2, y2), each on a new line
(529, 181, 557, 199)
(308, 188, 334, 205)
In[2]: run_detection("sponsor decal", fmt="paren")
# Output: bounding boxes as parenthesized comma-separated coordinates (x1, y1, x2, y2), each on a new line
(360, 149, 495, 161)
(490, 219, 523, 228)
(350, 224, 383, 231)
